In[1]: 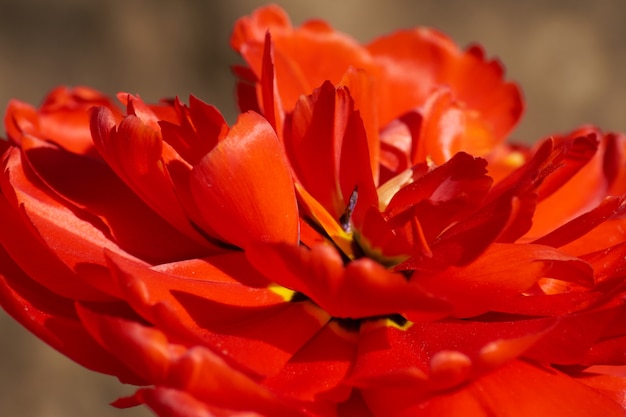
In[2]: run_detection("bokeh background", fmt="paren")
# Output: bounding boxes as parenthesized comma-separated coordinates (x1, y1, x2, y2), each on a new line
(0, 1, 624, 416)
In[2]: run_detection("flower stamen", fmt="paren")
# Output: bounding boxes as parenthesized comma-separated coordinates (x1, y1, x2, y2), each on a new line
(339, 186, 359, 233)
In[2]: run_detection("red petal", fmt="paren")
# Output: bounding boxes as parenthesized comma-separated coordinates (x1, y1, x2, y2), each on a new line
(367, 29, 522, 137)
(575, 369, 626, 407)
(285, 81, 351, 216)
(0, 247, 142, 384)
(0, 190, 107, 301)
(414, 243, 593, 317)
(106, 251, 329, 378)
(21, 135, 209, 264)
(362, 360, 625, 417)
(5, 86, 121, 157)
(412, 88, 500, 165)
(263, 322, 358, 402)
(285, 81, 378, 231)
(159, 96, 229, 165)
(526, 306, 624, 365)
(136, 387, 267, 417)
(190, 111, 298, 248)
(234, 64, 263, 114)
(77, 303, 307, 416)
(527, 131, 608, 239)
(230, 4, 291, 51)
(339, 67, 381, 184)
(257, 32, 284, 134)
(532, 196, 626, 250)
(91, 106, 211, 246)
(385, 152, 492, 251)
(233, 5, 374, 114)
(352, 318, 553, 392)
(0, 146, 139, 297)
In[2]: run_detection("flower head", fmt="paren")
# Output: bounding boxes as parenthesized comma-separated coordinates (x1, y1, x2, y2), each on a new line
(2, 5, 626, 417)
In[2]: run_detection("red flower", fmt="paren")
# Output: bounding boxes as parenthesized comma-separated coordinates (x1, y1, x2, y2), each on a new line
(2, 5, 626, 417)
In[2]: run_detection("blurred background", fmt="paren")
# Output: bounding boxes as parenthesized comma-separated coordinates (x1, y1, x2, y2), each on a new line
(0, 0, 624, 416)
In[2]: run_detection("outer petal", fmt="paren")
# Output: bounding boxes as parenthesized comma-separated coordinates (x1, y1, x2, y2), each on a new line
(0, 188, 106, 301)
(411, 88, 500, 164)
(0, 246, 142, 384)
(232, 5, 375, 114)
(4, 86, 121, 157)
(190, 111, 298, 248)
(106, 251, 329, 378)
(76, 303, 311, 416)
(0, 146, 140, 298)
(367, 29, 522, 136)
(362, 360, 626, 417)
(20, 135, 208, 264)
(134, 387, 267, 417)
(414, 243, 593, 318)
(351, 318, 553, 391)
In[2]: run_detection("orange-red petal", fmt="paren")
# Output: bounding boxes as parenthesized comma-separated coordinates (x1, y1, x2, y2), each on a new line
(190, 111, 298, 248)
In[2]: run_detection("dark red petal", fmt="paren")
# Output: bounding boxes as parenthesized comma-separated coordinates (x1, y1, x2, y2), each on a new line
(0, 190, 108, 301)
(580, 335, 626, 366)
(0, 247, 142, 384)
(191, 111, 298, 248)
(285, 80, 378, 235)
(337, 390, 376, 417)
(535, 131, 600, 201)
(338, 106, 379, 228)
(285, 81, 351, 217)
(0, 146, 140, 297)
(21, 135, 209, 264)
(91, 106, 210, 246)
(398, 185, 514, 272)
(233, 64, 263, 114)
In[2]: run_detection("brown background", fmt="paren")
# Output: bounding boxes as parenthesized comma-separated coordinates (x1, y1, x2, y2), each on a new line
(0, 1, 625, 416)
